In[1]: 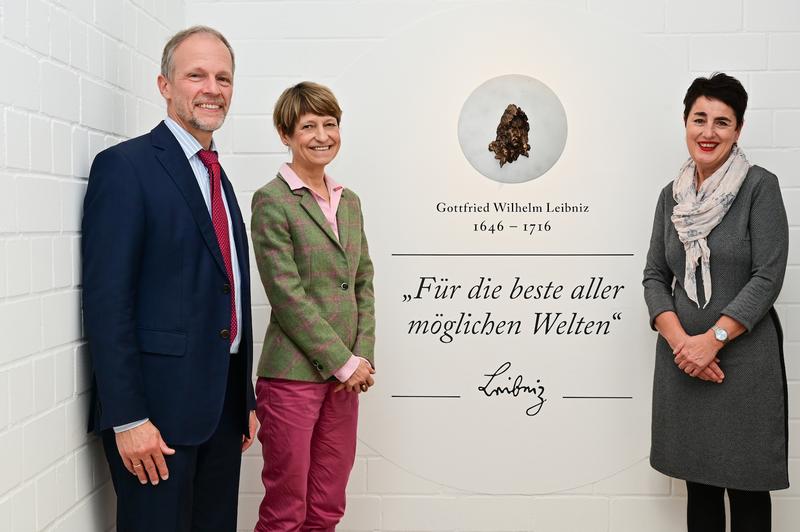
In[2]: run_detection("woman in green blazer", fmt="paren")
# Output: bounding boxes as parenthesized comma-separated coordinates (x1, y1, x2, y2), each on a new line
(250, 82, 375, 532)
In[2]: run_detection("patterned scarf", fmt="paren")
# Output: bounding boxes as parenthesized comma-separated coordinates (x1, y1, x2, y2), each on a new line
(671, 145, 750, 307)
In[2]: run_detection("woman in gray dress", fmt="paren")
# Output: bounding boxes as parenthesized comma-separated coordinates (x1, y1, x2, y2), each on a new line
(643, 72, 789, 531)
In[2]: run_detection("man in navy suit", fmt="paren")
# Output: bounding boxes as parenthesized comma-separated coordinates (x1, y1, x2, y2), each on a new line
(82, 26, 256, 532)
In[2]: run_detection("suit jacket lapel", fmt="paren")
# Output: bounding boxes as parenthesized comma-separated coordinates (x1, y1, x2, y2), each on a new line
(220, 167, 248, 277)
(150, 122, 228, 276)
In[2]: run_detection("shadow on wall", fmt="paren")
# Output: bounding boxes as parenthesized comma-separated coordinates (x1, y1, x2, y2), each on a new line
(90, 441, 117, 531)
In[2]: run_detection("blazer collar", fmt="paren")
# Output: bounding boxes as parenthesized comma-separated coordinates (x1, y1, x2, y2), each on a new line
(278, 172, 346, 253)
(336, 196, 350, 251)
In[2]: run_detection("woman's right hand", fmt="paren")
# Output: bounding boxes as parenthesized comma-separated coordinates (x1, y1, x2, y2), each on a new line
(335, 358, 375, 393)
(671, 336, 724, 383)
(696, 359, 725, 383)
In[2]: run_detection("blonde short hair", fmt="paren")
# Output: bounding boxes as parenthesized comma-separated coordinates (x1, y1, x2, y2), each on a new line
(273, 81, 342, 136)
(161, 26, 235, 80)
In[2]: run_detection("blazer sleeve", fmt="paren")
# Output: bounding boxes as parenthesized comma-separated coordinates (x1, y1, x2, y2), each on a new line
(351, 194, 376, 367)
(721, 172, 789, 332)
(81, 148, 149, 429)
(643, 185, 677, 330)
(251, 188, 354, 379)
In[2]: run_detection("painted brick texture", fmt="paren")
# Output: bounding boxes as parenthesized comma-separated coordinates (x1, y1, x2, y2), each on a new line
(0, 2, 185, 532)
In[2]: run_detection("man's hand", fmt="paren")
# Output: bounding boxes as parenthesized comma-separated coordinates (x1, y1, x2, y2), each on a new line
(334, 358, 375, 393)
(115, 420, 175, 485)
(242, 410, 258, 452)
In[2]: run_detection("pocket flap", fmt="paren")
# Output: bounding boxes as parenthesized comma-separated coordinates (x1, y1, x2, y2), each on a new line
(137, 329, 186, 356)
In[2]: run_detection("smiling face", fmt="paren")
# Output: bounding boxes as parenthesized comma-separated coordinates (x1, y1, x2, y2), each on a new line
(281, 113, 341, 172)
(685, 95, 741, 181)
(157, 32, 233, 147)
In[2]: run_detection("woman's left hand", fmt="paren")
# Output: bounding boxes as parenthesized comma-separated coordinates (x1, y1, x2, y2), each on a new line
(673, 331, 722, 377)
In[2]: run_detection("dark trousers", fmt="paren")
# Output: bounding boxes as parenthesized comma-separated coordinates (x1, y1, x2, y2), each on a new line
(103, 355, 245, 532)
(686, 481, 771, 532)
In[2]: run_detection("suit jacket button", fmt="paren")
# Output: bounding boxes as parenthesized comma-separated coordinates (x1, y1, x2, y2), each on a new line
(340, 282, 349, 290)
(223, 283, 231, 294)
(220, 329, 230, 339)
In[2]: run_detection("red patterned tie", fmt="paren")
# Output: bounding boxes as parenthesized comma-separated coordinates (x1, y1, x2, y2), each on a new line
(197, 149, 237, 346)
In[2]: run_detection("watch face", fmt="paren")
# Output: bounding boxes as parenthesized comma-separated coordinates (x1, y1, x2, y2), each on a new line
(715, 328, 727, 341)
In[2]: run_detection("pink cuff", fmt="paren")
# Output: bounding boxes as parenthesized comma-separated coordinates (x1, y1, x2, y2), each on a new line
(334, 355, 367, 382)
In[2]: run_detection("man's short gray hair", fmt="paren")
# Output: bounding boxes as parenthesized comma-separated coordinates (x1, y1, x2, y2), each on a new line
(161, 26, 235, 80)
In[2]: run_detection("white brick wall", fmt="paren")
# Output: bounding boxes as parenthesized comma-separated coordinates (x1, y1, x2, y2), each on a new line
(0, 2, 185, 532)
(2, 0, 798, 530)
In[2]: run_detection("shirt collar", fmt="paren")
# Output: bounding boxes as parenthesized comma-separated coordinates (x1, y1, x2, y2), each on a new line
(164, 116, 218, 160)
(279, 163, 343, 195)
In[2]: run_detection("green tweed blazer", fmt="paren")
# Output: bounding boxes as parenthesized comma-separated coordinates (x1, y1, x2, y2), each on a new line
(250, 173, 375, 382)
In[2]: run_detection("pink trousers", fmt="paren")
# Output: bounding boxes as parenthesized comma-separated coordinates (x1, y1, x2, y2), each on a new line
(254, 378, 359, 532)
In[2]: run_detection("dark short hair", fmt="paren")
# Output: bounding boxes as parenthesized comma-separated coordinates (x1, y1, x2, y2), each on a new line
(683, 72, 748, 129)
(273, 81, 342, 136)
(161, 26, 235, 80)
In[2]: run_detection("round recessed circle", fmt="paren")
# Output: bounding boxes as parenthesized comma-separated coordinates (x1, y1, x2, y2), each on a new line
(458, 74, 568, 184)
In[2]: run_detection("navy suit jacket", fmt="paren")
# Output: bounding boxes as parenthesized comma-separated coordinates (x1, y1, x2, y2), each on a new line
(82, 121, 256, 446)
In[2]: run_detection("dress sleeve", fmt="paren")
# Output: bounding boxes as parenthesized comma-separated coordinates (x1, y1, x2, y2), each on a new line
(643, 186, 677, 330)
(720, 172, 789, 332)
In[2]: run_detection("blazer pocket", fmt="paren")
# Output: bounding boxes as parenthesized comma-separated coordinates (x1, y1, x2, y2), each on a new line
(137, 329, 187, 357)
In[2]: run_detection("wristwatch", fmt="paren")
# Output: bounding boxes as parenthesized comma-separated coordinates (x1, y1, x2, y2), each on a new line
(711, 325, 729, 344)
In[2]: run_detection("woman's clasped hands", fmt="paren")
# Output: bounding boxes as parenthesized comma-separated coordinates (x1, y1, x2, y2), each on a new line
(334, 358, 375, 393)
(672, 331, 725, 383)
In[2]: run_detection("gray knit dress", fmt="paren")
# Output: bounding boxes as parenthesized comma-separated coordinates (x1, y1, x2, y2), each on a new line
(643, 165, 789, 491)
